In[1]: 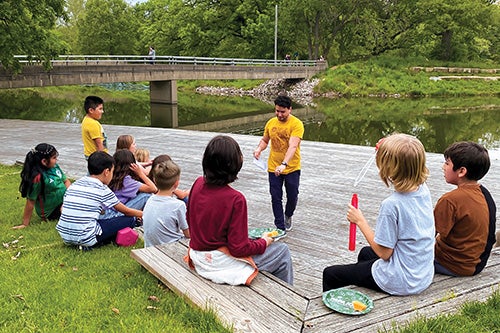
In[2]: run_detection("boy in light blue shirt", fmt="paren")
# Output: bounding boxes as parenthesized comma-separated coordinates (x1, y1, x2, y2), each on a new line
(323, 134, 435, 295)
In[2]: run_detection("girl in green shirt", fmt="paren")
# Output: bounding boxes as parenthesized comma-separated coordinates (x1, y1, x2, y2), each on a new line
(14, 143, 71, 229)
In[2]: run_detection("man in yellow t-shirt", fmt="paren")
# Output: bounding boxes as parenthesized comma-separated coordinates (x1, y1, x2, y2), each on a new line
(253, 95, 304, 233)
(82, 96, 108, 158)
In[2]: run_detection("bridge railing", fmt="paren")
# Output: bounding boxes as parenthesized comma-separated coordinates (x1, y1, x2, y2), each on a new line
(14, 55, 326, 67)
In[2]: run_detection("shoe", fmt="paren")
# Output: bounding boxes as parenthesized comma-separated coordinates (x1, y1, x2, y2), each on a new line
(284, 216, 293, 231)
(274, 230, 287, 241)
(134, 226, 144, 240)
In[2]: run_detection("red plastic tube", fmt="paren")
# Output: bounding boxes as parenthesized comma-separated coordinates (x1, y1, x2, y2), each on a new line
(349, 194, 358, 251)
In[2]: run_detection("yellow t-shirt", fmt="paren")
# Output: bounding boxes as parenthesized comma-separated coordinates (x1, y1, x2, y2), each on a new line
(81, 115, 108, 157)
(264, 115, 304, 173)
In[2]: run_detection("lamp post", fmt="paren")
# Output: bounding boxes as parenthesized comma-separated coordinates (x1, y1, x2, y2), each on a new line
(274, 4, 278, 63)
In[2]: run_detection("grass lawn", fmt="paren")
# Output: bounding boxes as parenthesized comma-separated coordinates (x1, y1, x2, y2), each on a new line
(0, 164, 498, 332)
(0, 164, 230, 333)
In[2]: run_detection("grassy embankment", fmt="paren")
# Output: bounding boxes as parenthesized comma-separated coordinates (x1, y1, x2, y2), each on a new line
(314, 55, 500, 97)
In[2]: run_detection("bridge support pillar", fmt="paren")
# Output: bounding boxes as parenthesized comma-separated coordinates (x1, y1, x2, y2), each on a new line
(150, 80, 178, 128)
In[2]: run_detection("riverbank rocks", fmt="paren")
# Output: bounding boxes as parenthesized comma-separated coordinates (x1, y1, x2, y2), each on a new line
(195, 78, 321, 106)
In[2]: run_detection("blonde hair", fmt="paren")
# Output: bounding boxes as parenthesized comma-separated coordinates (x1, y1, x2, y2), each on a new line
(152, 159, 180, 190)
(134, 148, 150, 163)
(116, 135, 135, 151)
(376, 133, 429, 192)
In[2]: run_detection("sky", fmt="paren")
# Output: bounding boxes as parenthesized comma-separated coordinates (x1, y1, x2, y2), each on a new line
(125, 0, 146, 4)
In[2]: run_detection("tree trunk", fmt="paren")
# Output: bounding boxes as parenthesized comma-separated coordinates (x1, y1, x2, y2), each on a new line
(440, 29, 453, 61)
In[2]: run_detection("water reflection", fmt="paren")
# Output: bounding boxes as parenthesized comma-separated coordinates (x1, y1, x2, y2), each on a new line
(0, 89, 499, 154)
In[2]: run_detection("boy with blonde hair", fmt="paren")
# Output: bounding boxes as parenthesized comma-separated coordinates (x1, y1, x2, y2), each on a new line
(142, 159, 190, 247)
(323, 133, 435, 295)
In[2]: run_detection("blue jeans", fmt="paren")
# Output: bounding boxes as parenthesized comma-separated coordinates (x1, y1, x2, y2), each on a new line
(96, 216, 137, 246)
(268, 170, 300, 230)
(101, 192, 152, 219)
(434, 260, 458, 276)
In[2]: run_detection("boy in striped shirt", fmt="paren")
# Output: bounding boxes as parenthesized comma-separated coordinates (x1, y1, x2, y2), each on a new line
(56, 152, 142, 248)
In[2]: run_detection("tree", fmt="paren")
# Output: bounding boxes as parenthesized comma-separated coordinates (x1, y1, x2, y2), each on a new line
(0, 0, 67, 71)
(77, 0, 140, 55)
(414, 0, 494, 61)
(134, 0, 276, 59)
(56, 0, 86, 53)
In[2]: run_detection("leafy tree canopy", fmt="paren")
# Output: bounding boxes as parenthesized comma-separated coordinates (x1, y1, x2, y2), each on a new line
(0, 0, 67, 71)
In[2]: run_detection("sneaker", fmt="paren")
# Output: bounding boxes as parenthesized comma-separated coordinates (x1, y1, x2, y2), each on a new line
(274, 230, 287, 241)
(284, 216, 293, 231)
(134, 226, 144, 239)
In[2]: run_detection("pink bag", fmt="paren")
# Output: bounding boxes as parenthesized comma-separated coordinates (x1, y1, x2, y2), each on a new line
(116, 227, 139, 247)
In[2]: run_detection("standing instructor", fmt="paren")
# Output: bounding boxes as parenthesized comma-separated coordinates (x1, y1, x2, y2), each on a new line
(253, 95, 304, 233)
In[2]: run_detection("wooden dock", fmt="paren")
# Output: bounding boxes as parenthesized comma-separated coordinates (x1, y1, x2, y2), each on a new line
(1, 119, 498, 332)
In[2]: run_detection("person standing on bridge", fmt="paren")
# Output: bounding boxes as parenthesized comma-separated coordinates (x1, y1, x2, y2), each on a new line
(148, 46, 155, 64)
(81, 95, 108, 159)
(253, 95, 304, 234)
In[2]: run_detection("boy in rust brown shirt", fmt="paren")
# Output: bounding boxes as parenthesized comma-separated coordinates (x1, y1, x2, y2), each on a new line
(434, 142, 496, 276)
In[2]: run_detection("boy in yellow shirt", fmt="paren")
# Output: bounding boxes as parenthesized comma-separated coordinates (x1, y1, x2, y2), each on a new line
(82, 95, 108, 158)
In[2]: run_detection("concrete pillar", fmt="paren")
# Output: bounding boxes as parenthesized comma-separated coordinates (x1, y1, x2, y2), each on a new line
(150, 103, 179, 128)
(150, 80, 178, 128)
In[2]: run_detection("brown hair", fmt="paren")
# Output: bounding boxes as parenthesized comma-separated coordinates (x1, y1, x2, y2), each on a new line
(151, 159, 180, 190)
(116, 135, 135, 151)
(202, 135, 243, 186)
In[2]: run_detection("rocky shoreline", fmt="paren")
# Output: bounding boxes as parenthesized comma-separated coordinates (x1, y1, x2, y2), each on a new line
(195, 78, 325, 106)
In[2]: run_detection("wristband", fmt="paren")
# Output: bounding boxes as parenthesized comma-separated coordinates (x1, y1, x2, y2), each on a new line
(281, 162, 288, 166)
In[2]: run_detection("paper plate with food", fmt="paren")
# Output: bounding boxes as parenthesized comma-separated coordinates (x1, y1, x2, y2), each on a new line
(322, 288, 373, 315)
(248, 227, 285, 240)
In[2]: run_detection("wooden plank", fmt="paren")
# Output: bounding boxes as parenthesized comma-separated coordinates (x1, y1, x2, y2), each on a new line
(131, 245, 304, 332)
(155, 241, 310, 321)
(303, 254, 500, 332)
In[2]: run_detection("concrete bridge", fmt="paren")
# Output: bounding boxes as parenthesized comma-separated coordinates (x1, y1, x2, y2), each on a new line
(0, 55, 328, 127)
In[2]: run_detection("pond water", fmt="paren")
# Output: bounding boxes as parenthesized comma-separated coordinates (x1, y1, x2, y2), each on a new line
(0, 88, 499, 157)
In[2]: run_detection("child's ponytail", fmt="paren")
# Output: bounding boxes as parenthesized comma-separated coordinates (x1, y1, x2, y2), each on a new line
(19, 143, 57, 198)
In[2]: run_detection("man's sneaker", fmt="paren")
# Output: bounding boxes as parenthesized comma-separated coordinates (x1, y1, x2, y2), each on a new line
(274, 230, 287, 241)
(285, 216, 293, 231)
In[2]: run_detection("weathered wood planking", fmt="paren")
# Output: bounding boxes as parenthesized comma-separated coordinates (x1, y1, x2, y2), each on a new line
(303, 251, 500, 332)
(131, 242, 305, 332)
(156, 239, 309, 321)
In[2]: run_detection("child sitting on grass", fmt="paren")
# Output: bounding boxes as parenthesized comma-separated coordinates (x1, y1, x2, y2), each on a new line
(150, 154, 190, 203)
(143, 159, 190, 247)
(56, 151, 142, 248)
(101, 149, 157, 219)
(134, 147, 152, 175)
(15, 143, 71, 229)
(434, 141, 496, 276)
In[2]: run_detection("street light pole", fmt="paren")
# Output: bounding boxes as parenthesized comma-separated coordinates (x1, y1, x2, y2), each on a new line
(274, 4, 278, 63)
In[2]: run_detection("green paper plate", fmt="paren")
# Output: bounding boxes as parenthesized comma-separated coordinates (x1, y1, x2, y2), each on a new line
(322, 288, 374, 315)
(248, 227, 285, 239)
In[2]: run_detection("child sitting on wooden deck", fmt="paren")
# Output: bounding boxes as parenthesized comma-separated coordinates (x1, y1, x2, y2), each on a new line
(323, 133, 435, 295)
(434, 141, 497, 276)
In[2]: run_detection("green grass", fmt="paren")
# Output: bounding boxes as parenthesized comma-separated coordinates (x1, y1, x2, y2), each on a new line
(0, 164, 230, 333)
(1, 164, 498, 332)
(384, 289, 500, 333)
(316, 55, 500, 97)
